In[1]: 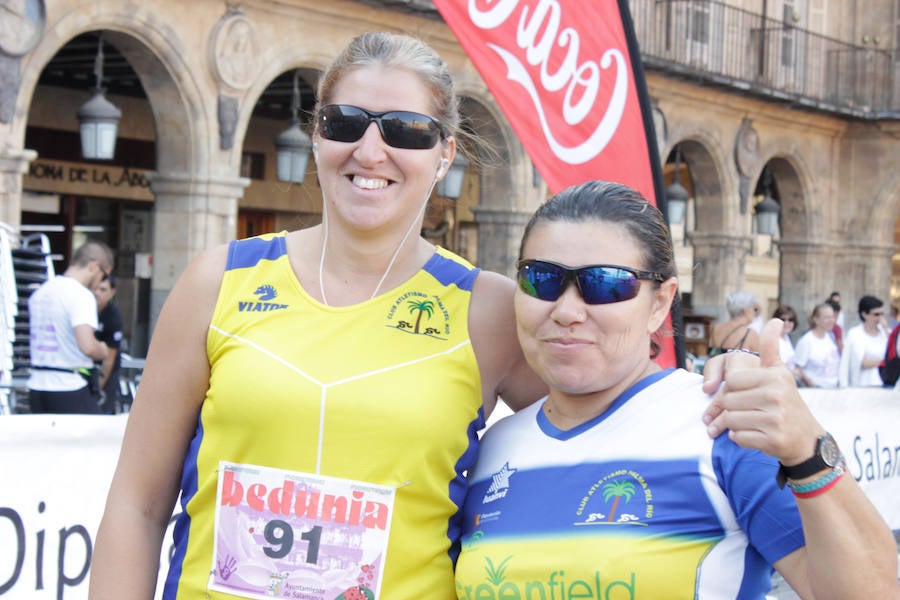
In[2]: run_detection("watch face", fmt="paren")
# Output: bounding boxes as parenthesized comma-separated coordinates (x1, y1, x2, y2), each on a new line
(818, 434, 842, 467)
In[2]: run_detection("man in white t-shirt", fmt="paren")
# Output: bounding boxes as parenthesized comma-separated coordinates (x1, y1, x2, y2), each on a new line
(27, 240, 113, 413)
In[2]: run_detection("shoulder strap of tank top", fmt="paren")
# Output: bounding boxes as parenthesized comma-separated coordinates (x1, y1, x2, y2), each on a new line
(715, 323, 748, 349)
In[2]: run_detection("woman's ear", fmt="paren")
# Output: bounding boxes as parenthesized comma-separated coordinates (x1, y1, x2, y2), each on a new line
(441, 136, 457, 173)
(648, 277, 678, 334)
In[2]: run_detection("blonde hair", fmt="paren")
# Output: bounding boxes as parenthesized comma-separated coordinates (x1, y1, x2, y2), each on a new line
(315, 32, 460, 136)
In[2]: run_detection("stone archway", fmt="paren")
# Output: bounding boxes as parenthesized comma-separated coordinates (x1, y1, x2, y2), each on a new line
(237, 67, 323, 235)
(760, 155, 815, 316)
(874, 172, 900, 305)
(458, 95, 539, 276)
(12, 7, 244, 326)
(668, 136, 738, 321)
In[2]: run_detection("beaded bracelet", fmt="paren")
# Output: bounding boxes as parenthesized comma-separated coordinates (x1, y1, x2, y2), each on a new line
(787, 466, 844, 499)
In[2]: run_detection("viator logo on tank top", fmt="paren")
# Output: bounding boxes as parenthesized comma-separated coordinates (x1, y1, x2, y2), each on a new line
(237, 283, 289, 312)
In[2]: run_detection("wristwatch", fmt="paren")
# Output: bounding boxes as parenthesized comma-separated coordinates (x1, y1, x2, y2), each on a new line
(776, 433, 843, 489)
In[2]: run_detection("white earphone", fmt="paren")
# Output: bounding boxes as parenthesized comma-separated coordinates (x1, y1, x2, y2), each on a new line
(312, 142, 319, 160)
(436, 157, 450, 179)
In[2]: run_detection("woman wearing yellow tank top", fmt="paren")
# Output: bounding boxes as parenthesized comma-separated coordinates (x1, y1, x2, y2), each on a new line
(89, 32, 550, 600)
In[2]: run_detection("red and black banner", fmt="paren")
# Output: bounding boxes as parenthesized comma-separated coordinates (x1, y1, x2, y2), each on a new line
(434, 0, 683, 368)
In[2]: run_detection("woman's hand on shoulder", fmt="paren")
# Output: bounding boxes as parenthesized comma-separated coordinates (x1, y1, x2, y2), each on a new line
(470, 270, 547, 415)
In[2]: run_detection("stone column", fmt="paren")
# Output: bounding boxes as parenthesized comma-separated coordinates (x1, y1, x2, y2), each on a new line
(789, 239, 894, 329)
(471, 206, 532, 278)
(840, 241, 896, 325)
(688, 231, 752, 321)
(777, 239, 834, 321)
(148, 172, 249, 327)
(0, 146, 37, 228)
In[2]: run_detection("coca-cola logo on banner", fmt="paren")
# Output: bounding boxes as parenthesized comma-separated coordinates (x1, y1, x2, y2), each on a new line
(469, 0, 628, 165)
(436, 0, 676, 367)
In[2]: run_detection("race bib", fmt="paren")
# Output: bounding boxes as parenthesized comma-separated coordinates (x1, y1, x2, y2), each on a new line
(210, 462, 396, 599)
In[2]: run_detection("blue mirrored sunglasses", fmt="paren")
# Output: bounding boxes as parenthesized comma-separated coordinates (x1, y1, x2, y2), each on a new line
(516, 259, 664, 305)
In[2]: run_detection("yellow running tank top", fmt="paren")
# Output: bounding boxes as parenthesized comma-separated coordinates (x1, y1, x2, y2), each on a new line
(162, 232, 484, 599)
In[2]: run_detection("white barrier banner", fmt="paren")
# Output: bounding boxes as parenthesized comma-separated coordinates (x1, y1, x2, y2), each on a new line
(800, 388, 900, 528)
(0, 415, 175, 599)
(1, 388, 898, 598)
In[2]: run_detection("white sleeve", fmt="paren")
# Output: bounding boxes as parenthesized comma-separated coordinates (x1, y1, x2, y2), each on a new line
(838, 339, 850, 387)
(793, 334, 809, 368)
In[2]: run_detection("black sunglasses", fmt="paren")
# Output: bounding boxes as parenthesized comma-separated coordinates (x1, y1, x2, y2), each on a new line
(317, 104, 446, 150)
(98, 264, 110, 282)
(516, 259, 664, 305)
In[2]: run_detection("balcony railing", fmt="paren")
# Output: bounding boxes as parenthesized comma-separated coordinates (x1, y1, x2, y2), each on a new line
(629, 0, 898, 118)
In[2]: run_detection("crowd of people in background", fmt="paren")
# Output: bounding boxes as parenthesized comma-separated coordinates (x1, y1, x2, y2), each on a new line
(709, 289, 899, 390)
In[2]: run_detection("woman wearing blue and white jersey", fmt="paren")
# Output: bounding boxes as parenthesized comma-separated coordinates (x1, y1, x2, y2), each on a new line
(456, 181, 898, 599)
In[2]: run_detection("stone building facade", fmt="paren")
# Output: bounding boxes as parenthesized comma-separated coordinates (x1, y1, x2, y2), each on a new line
(0, 0, 897, 356)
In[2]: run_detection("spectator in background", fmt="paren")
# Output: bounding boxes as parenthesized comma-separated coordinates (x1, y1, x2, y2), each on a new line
(27, 240, 111, 413)
(749, 298, 765, 333)
(826, 293, 843, 353)
(707, 290, 760, 357)
(793, 303, 840, 388)
(773, 304, 798, 370)
(888, 304, 898, 330)
(94, 274, 124, 414)
(828, 291, 844, 329)
(838, 295, 887, 387)
(882, 320, 900, 389)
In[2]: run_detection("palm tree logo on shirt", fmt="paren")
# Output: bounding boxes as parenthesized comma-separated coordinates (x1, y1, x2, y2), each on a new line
(406, 299, 434, 333)
(384, 291, 450, 340)
(603, 480, 636, 522)
(576, 470, 651, 526)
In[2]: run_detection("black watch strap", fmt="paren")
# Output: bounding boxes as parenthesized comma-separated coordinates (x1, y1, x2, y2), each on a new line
(776, 433, 842, 489)
(777, 454, 828, 488)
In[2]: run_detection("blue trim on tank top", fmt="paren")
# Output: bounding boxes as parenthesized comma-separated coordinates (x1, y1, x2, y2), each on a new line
(447, 405, 486, 563)
(226, 235, 287, 270)
(423, 252, 479, 291)
(162, 414, 205, 598)
(225, 236, 478, 293)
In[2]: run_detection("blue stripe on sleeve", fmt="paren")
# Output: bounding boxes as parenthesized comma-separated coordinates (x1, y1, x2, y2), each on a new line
(226, 235, 287, 271)
(423, 252, 479, 291)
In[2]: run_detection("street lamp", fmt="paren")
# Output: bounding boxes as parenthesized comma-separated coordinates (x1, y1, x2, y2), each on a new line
(665, 147, 689, 225)
(77, 33, 121, 160)
(435, 153, 469, 199)
(275, 70, 313, 183)
(754, 192, 780, 236)
(754, 167, 781, 236)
